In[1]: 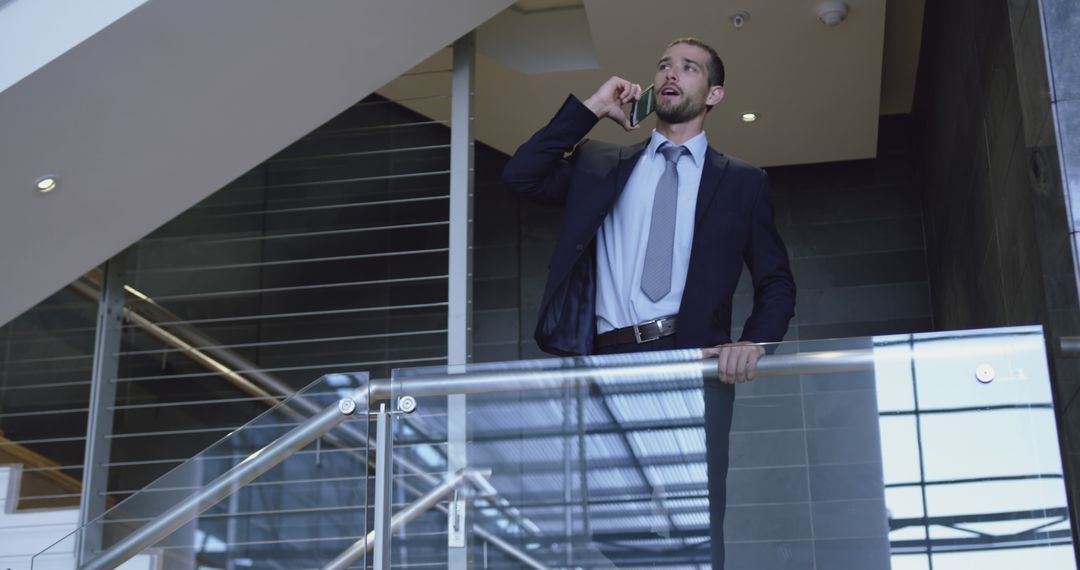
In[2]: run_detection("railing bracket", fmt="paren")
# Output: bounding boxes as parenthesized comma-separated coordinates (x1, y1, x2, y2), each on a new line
(448, 489, 467, 548)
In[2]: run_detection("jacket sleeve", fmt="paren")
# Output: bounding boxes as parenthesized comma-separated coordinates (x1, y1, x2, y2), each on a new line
(502, 95, 600, 207)
(739, 171, 797, 344)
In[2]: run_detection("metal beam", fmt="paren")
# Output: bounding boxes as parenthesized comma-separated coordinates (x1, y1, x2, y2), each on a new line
(77, 253, 127, 565)
(372, 404, 393, 570)
(447, 27, 474, 368)
(447, 30, 475, 570)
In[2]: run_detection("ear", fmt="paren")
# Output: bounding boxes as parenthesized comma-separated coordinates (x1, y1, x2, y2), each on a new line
(706, 85, 725, 107)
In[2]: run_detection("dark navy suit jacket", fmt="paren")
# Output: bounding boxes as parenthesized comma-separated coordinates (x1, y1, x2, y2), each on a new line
(503, 95, 796, 356)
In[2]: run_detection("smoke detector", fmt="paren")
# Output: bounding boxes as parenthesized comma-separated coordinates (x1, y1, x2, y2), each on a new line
(816, 1, 849, 26)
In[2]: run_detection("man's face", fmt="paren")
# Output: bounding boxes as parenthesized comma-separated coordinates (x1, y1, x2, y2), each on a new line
(653, 43, 722, 124)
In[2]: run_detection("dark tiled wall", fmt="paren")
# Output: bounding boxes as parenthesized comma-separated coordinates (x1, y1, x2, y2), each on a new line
(727, 342, 889, 569)
(915, 0, 1049, 330)
(763, 116, 932, 343)
(1041, 0, 1080, 547)
(914, 0, 1080, 544)
(472, 143, 523, 363)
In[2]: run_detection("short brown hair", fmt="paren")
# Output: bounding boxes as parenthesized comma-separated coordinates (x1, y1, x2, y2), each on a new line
(668, 37, 725, 87)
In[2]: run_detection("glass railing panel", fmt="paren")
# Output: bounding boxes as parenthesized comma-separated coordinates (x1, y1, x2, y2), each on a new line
(381, 388, 452, 568)
(883, 328, 1072, 569)
(33, 372, 372, 570)
(382, 325, 1072, 570)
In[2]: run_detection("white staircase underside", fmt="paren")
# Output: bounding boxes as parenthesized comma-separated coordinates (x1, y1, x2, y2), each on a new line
(0, 0, 513, 326)
(0, 0, 148, 94)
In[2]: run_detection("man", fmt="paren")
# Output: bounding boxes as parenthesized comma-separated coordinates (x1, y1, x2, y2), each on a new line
(502, 38, 796, 567)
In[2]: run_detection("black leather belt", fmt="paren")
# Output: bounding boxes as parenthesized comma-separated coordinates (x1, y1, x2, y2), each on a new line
(595, 316, 677, 348)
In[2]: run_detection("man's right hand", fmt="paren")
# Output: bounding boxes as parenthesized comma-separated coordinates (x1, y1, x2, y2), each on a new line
(583, 76, 642, 131)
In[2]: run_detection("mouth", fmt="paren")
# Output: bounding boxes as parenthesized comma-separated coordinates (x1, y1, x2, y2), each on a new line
(659, 85, 681, 100)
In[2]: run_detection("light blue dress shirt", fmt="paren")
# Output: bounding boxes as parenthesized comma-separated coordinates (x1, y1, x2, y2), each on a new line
(595, 130, 708, 334)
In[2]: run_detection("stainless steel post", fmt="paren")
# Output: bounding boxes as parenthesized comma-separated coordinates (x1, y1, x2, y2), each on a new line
(448, 29, 476, 570)
(561, 386, 573, 567)
(577, 382, 592, 542)
(78, 394, 365, 570)
(323, 470, 469, 570)
(77, 253, 127, 565)
(372, 403, 393, 570)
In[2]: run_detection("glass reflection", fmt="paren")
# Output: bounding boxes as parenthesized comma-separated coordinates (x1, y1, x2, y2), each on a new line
(877, 327, 1071, 568)
(386, 326, 1072, 569)
(33, 326, 1070, 568)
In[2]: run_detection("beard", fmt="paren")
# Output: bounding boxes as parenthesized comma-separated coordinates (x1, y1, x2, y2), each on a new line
(655, 92, 707, 124)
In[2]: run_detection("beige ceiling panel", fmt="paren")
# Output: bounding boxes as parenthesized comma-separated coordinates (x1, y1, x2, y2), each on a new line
(386, 0, 894, 168)
(478, 7, 599, 74)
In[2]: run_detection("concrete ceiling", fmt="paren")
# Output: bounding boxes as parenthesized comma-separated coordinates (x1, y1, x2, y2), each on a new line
(380, 0, 925, 167)
(0, 0, 514, 326)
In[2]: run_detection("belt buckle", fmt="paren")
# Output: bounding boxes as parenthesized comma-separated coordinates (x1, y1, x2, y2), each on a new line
(633, 320, 659, 344)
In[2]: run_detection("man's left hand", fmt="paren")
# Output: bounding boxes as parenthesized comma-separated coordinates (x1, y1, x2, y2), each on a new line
(702, 341, 766, 384)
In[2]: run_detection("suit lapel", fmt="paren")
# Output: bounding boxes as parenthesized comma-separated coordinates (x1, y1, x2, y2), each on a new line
(694, 147, 730, 226)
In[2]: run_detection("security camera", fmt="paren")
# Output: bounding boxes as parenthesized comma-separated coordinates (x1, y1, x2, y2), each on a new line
(730, 11, 750, 29)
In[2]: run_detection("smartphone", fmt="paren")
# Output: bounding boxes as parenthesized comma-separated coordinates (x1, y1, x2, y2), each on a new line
(630, 84, 656, 127)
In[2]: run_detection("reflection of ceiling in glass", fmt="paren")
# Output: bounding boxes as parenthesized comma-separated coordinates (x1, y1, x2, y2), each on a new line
(379, 327, 1071, 566)
(874, 328, 1072, 566)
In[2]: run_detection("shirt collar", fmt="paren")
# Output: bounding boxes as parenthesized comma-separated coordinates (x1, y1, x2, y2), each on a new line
(647, 129, 708, 167)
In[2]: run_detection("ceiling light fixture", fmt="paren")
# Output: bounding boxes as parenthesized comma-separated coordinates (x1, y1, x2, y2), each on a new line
(741, 112, 758, 123)
(35, 175, 58, 193)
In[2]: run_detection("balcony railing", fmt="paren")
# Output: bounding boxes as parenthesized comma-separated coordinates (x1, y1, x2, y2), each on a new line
(34, 325, 1075, 569)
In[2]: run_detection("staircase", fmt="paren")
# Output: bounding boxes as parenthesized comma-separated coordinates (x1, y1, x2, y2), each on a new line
(0, 0, 514, 327)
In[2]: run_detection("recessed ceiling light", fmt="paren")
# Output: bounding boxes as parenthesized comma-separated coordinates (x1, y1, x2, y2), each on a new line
(35, 175, 58, 193)
(741, 112, 758, 123)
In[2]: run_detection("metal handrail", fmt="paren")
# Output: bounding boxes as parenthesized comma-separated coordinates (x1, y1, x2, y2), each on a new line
(67, 272, 547, 568)
(79, 393, 368, 570)
(78, 344, 878, 569)
(383, 348, 876, 400)
(322, 467, 499, 570)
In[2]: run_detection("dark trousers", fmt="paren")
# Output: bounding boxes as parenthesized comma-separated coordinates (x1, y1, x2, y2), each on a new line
(595, 335, 735, 569)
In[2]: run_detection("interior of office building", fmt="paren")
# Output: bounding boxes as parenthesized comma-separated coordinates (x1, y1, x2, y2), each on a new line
(2, 0, 1080, 568)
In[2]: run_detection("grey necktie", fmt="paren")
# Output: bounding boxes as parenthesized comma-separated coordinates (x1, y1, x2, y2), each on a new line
(641, 143, 687, 302)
